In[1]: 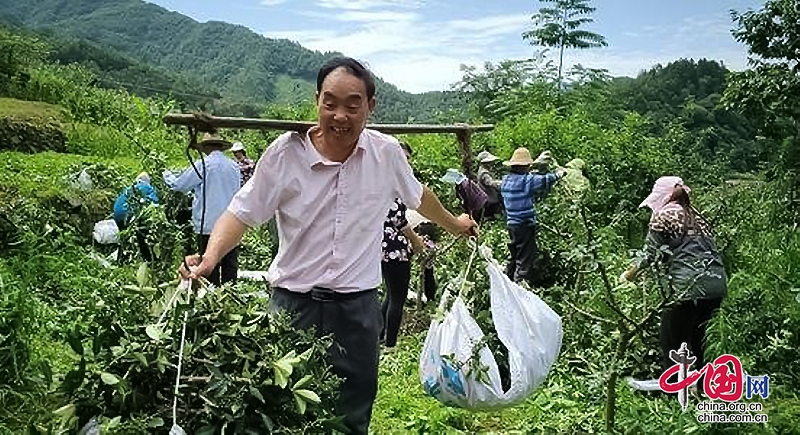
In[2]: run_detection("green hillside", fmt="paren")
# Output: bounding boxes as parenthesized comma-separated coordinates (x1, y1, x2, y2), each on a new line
(0, 0, 466, 122)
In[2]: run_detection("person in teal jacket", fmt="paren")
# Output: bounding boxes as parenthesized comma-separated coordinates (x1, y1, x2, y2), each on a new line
(113, 172, 159, 262)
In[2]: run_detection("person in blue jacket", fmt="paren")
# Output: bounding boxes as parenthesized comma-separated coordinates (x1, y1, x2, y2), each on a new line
(113, 172, 159, 262)
(500, 148, 565, 288)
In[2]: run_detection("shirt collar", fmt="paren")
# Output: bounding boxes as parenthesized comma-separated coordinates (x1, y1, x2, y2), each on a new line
(303, 126, 367, 167)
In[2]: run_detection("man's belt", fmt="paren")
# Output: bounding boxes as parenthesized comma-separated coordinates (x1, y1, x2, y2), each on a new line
(273, 286, 376, 303)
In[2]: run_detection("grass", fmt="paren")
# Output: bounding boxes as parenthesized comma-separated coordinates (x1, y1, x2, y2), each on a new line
(0, 97, 65, 120)
(371, 321, 800, 434)
(0, 150, 140, 202)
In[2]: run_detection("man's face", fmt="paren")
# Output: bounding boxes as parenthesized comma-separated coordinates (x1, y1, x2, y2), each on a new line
(233, 151, 245, 161)
(316, 67, 375, 150)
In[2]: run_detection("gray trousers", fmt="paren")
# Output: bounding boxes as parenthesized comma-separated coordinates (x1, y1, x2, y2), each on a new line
(269, 287, 383, 435)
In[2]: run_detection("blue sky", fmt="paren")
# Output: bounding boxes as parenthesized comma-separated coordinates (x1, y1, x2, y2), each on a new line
(148, 0, 763, 93)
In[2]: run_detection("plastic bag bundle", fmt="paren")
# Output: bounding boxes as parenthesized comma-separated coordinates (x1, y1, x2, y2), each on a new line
(92, 219, 119, 244)
(419, 244, 563, 410)
(559, 158, 590, 198)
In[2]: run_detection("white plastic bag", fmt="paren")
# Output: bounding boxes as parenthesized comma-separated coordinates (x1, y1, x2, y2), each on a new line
(419, 245, 563, 410)
(626, 377, 662, 391)
(92, 219, 119, 244)
(78, 169, 93, 190)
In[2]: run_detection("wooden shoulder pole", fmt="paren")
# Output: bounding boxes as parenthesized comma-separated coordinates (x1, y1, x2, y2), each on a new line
(455, 129, 474, 179)
(163, 114, 493, 178)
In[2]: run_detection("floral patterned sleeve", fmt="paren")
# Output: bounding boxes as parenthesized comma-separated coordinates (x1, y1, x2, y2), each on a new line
(636, 206, 685, 270)
(392, 200, 409, 230)
(382, 199, 412, 262)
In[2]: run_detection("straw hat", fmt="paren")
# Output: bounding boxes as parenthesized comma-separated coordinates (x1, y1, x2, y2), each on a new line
(503, 148, 535, 166)
(477, 150, 499, 164)
(196, 132, 232, 152)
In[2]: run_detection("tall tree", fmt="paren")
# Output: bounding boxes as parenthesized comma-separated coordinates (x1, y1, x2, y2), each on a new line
(522, 0, 607, 86)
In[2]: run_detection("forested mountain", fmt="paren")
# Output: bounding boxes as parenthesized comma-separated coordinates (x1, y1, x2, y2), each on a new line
(0, 0, 465, 121)
(609, 59, 763, 173)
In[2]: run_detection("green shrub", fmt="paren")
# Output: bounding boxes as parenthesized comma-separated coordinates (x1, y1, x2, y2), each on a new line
(44, 281, 343, 434)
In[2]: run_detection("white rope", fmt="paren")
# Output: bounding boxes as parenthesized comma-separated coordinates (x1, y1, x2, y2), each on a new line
(172, 278, 192, 429)
(157, 284, 185, 325)
(435, 236, 480, 313)
(457, 236, 479, 299)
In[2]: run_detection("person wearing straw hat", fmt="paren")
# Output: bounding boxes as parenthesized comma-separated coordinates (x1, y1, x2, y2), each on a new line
(500, 147, 566, 287)
(621, 176, 726, 387)
(230, 141, 255, 186)
(476, 150, 504, 220)
(178, 57, 477, 434)
(164, 132, 242, 286)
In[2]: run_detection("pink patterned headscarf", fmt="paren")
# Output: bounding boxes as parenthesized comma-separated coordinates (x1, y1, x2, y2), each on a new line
(639, 176, 691, 214)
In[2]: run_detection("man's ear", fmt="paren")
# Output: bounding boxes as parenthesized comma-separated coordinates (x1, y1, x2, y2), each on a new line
(314, 92, 320, 103)
(368, 97, 376, 113)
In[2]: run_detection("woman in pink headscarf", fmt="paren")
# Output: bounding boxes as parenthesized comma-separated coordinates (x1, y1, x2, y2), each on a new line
(622, 176, 727, 383)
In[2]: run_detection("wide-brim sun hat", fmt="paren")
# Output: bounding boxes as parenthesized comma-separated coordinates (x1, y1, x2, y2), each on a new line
(477, 150, 499, 164)
(503, 148, 535, 166)
(196, 132, 232, 152)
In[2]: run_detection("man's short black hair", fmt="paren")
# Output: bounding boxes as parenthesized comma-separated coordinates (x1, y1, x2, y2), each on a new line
(317, 56, 376, 100)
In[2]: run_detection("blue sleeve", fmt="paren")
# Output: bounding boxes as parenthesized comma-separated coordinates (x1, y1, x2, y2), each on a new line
(144, 185, 159, 203)
(527, 173, 559, 199)
(113, 190, 128, 216)
(135, 184, 159, 204)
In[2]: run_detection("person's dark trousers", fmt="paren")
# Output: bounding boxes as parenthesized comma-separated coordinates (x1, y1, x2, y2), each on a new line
(505, 223, 539, 286)
(660, 298, 724, 380)
(270, 287, 382, 435)
(423, 266, 437, 303)
(116, 219, 152, 263)
(197, 234, 239, 286)
(379, 260, 411, 347)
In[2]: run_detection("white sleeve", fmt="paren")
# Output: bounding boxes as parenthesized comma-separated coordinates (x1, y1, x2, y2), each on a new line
(388, 142, 423, 209)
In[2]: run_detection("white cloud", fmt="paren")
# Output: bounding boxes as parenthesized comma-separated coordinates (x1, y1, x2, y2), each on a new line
(565, 49, 744, 79)
(268, 29, 339, 43)
(262, 6, 747, 93)
(316, 0, 423, 10)
(447, 14, 529, 33)
(259, 0, 287, 5)
(334, 10, 418, 22)
(263, 11, 532, 92)
(372, 54, 481, 93)
(533, 12, 745, 80)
